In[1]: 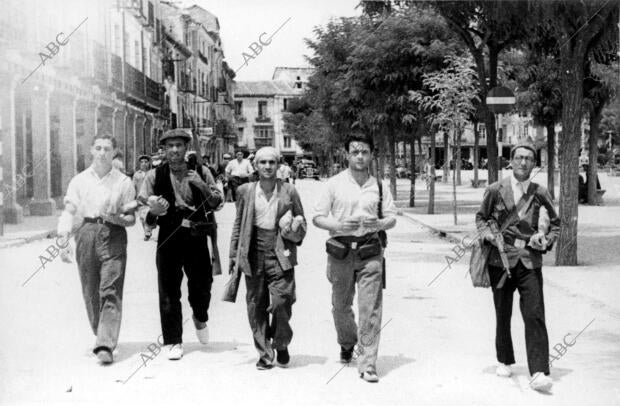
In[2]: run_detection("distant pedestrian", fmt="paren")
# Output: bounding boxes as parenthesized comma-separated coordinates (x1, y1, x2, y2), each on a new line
(313, 132, 397, 383)
(229, 147, 306, 369)
(225, 151, 253, 201)
(56, 133, 136, 365)
(475, 140, 560, 392)
(133, 155, 153, 240)
(276, 159, 293, 183)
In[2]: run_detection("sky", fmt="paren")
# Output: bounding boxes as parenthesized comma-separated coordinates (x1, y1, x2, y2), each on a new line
(185, 0, 362, 81)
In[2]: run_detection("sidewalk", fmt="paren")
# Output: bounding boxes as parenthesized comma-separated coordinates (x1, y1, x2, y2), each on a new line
(0, 211, 61, 249)
(394, 170, 620, 316)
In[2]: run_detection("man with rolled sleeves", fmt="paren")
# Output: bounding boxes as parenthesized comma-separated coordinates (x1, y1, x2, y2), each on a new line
(139, 129, 223, 360)
(229, 147, 306, 370)
(57, 133, 136, 365)
(313, 132, 397, 383)
(475, 140, 560, 392)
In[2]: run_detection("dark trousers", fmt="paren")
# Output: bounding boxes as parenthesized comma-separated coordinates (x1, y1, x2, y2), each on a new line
(156, 226, 213, 345)
(229, 176, 248, 202)
(489, 261, 549, 375)
(245, 228, 295, 364)
(75, 223, 127, 352)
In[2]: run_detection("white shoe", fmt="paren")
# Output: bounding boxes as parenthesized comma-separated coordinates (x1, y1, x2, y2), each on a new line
(495, 363, 512, 377)
(530, 372, 553, 392)
(193, 315, 209, 345)
(166, 344, 183, 360)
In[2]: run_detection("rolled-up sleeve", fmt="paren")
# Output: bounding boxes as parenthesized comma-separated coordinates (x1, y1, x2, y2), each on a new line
(313, 181, 333, 220)
(381, 182, 397, 218)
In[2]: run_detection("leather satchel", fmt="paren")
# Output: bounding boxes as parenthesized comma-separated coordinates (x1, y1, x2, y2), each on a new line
(469, 186, 537, 288)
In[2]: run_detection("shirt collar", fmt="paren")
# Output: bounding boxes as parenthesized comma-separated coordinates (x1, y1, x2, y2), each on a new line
(88, 165, 114, 181)
(511, 173, 530, 191)
(346, 169, 373, 188)
(256, 182, 279, 202)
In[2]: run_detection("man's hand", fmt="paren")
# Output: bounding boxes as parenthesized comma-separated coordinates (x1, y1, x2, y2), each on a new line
(362, 216, 379, 229)
(187, 170, 206, 188)
(147, 195, 169, 216)
(58, 233, 74, 263)
(528, 232, 547, 251)
(484, 231, 498, 247)
(339, 217, 361, 232)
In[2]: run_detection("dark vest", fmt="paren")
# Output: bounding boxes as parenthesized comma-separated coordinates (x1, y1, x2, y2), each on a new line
(153, 163, 208, 228)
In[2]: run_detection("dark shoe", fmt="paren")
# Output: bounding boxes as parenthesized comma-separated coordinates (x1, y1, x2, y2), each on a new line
(360, 366, 379, 383)
(276, 348, 290, 367)
(340, 346, 353, 364)
(95, 348, 113, 365)
(256, 359, 274, 370)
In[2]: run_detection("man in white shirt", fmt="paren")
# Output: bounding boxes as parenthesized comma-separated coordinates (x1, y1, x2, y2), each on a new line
(276, 159, 293, 183)
(225, 151, 254, 201)
(57, 134, 136, 365)
(313, 133, 396, 383)
(228, 147, 306, 370)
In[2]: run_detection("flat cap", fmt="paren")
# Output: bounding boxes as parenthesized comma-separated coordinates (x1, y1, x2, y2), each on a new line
(138, 154, 151, 161)
(510, 139, 537, 158)
(159, 129, 192, 144)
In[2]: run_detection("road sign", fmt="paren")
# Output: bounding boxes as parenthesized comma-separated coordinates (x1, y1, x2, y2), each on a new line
(486, 86, 515, 114)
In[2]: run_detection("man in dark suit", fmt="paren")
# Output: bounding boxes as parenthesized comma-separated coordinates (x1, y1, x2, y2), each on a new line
(475, 140, 560, 392)
(229, 147, 307, 370)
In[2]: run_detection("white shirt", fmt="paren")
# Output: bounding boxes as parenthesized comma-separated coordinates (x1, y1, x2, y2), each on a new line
(510, 174, 531, 204)
(60, 166, 135, 233)
(277, 165, 293, 180)
(225, 159, 254, 178)
(254, 184, 279, 229)
(313, 169, 396, 237)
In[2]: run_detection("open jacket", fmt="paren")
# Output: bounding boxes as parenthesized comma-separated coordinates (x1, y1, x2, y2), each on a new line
(229, 180, 306, 276)
(475, 177, 560, 270)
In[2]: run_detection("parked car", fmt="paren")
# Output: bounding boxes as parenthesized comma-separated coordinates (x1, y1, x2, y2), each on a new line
(298, 159, 320, 180)
(449, 159, 473, 170)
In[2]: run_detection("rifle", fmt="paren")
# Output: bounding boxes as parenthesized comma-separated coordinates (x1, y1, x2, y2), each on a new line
(487, 219, 511, 289)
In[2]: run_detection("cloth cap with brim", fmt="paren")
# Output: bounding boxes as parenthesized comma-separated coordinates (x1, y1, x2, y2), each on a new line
(510, 140, 537, 158)
(159, 129, 192, 144)
(138, 155, 151, 161)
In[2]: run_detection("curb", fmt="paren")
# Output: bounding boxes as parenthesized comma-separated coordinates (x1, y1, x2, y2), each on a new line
(400, 212, 469, 245)
(0, 229, 57, 250)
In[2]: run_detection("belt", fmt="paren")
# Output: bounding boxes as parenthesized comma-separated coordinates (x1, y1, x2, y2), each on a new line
(83, 217, 116, 227)
(334, 232, 379, 249)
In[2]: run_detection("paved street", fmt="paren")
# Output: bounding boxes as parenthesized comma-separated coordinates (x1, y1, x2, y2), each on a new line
(1, 179, 619, 405)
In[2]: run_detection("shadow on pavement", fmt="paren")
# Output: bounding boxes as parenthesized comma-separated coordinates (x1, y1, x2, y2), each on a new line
(378, 354, 415, 378)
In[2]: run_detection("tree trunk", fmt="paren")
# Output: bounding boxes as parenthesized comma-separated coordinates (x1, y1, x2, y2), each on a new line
(555, 55, 583, 266)
(443, 131, 449, 183)
(452, 128, 458, 225)
(587, 110, 602, 205)
(456, 127, 462, 186)
(428, 131, 436, 214)
(388, 129, 397, 201)
(473, 119, 479, 185)
(546, 122, 556, 200)
(402, 141, 408, 168)
(409, 138, 416, 207)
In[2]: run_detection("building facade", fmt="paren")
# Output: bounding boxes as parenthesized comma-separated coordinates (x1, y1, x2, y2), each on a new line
(233, 67, 312, 160)
(0, 0, 235, 225)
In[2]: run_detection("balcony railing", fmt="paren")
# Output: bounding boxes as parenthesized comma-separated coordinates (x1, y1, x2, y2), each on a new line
(124, 62, 145, 101)
(111, 54, 123, 90)
(255, 116, 272, 123)
(146, 75, 163, 107)
(235, 114, 246, 122)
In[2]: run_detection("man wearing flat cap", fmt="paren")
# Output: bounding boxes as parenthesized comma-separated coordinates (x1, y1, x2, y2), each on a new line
(139, 128, 223, 360)
(229, 147, 307, 370)
(475, 139, 560, 392)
